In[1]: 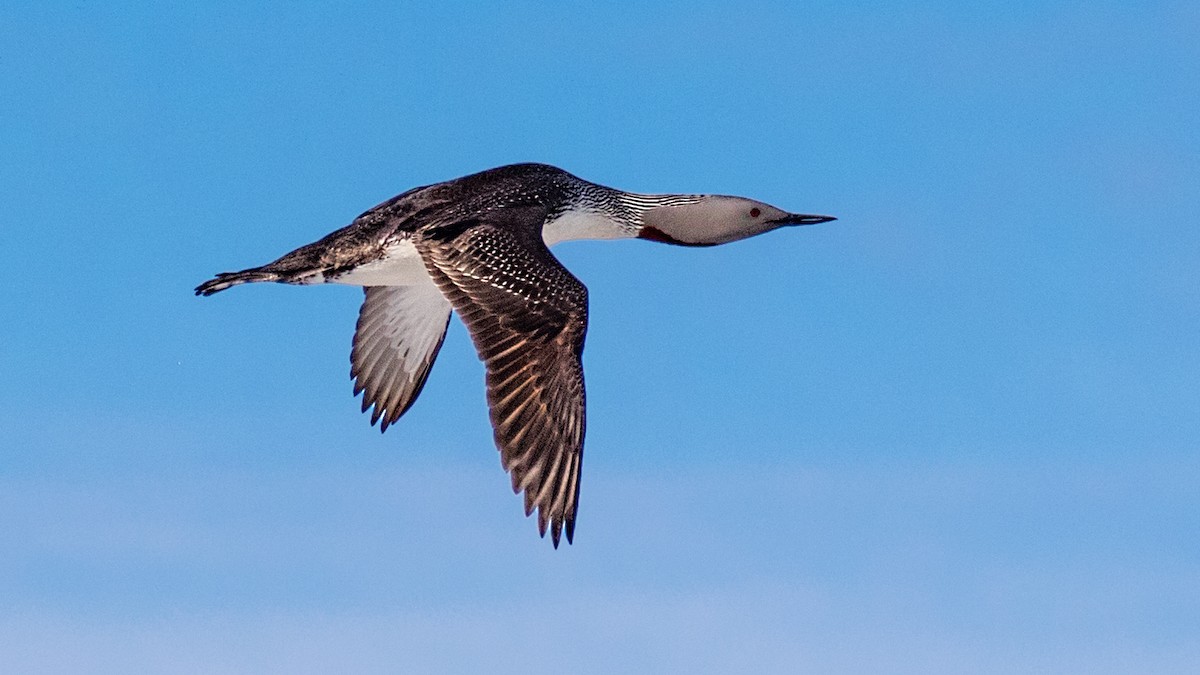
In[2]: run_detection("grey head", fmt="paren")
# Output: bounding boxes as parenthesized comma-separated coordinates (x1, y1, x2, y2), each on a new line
(636, 195, 835, 247)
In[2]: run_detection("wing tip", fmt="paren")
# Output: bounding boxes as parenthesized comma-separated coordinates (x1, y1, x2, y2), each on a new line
(530, 504, 574, 549)
(547, 514, 573, 548)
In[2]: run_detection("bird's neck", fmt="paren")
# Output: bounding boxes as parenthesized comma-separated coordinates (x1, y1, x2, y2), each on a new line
(541, 191, 703, 247)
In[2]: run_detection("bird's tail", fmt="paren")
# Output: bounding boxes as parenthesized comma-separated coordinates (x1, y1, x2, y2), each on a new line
(194, 268, 283, 296)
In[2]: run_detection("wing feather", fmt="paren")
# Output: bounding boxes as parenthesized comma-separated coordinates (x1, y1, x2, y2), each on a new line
(415, 208, 588, 546)
(350, 282, 452, 432)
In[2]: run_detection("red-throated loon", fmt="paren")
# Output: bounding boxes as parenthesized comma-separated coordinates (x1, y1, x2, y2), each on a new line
(195, 163, 835, 547)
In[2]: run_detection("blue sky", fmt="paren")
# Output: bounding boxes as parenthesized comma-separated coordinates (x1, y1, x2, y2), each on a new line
(2, 1, 1198, 672)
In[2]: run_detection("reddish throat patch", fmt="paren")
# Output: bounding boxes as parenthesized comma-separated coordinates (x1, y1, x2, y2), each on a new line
(637, 226, 716, 248)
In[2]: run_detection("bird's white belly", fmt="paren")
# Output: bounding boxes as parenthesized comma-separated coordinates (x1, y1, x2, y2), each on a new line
(330, 239, 430, 286)
(331, 211, 630, 287)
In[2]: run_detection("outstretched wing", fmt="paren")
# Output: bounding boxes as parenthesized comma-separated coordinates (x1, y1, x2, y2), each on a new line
(351, 282, 452, 432)
(415, 208, 588, 547)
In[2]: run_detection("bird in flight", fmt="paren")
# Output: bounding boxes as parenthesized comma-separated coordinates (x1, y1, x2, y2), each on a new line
(196, 163, 834, 547)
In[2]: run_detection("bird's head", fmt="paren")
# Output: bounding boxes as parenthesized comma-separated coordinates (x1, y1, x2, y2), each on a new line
(637, 195, 835, 247)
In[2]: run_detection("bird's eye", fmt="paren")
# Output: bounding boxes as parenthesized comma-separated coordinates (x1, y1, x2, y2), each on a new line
(749, 208, 761, 218)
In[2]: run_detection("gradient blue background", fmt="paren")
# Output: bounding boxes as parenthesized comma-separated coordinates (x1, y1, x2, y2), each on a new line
(2, 2, 1198, 672)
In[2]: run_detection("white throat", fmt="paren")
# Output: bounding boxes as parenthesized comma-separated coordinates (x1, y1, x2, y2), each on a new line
(541, 209, 634, 247)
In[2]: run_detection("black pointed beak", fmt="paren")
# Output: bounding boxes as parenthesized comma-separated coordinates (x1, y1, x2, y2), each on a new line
(773, 213, 837, 226)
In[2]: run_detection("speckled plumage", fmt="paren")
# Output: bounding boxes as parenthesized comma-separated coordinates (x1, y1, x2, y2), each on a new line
(196, 163, 834, 547)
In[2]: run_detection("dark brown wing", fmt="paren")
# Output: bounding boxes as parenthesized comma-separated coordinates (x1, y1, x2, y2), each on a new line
(415, 208, 587, 547)
(350, 282, 452, 432)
